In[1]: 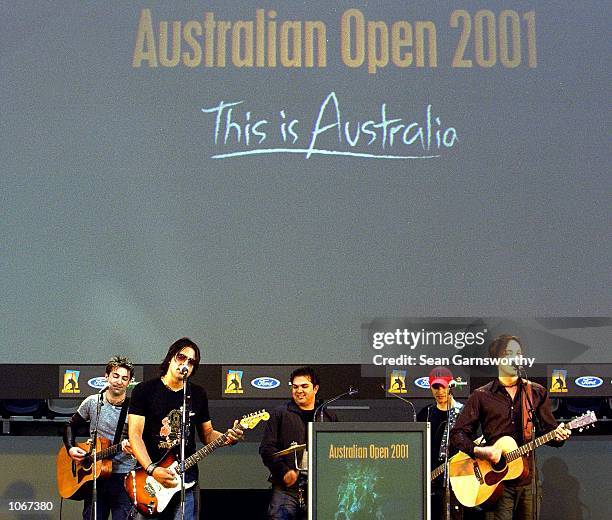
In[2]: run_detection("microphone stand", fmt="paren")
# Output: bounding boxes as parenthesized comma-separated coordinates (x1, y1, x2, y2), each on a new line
(179, 369, 190, 520)
(518, 366, 540, 520)
(90, 389, 105, 520)
(442, 384, 454, 520)
(313, 386, 358, 422)
(380, 385, 417, 422)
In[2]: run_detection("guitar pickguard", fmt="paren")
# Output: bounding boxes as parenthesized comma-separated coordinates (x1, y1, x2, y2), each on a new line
(484, 465, 508, 486)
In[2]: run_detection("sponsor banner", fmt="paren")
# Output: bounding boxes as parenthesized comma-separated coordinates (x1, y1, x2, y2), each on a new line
(225, 370, 245, 394)
(58, 365, 143, 398)
(222, 366, 302, 398)
(388, 370, 407, 394)
(549, 369, 568, 393)
(547, 365, 612, 397)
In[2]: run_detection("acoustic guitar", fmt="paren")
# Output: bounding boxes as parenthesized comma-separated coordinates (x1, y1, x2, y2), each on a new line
(449, 411, 597, 507)
(57, 436, 123, 499)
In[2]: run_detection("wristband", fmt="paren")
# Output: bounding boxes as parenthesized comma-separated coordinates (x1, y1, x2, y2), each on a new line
(145, 463, 157, 475)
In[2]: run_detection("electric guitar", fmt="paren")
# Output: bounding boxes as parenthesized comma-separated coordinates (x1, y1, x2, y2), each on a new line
(57, 436, 123, 499)
(449, 411, 597, 507)
(125, 410, 270, 517)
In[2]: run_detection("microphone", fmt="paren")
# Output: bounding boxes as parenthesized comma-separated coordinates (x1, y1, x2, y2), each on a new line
(98, 384, 109, 394)
(381, 384, 417, 422)
(179, 364, 189, 375)
(314, 386, 358, 421)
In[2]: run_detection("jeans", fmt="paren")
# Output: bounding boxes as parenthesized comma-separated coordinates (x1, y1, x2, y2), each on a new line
(82, 473, 132, 520)
(484, 482, 541, 520)
(267, 488, 305, 520)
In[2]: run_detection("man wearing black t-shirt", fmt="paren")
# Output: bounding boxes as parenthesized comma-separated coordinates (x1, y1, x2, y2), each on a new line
(259, 366, 337, 520)
(128, 338, 243, 519)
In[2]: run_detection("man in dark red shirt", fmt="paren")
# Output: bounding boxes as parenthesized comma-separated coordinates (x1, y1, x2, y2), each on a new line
(450, 335, 571, 520)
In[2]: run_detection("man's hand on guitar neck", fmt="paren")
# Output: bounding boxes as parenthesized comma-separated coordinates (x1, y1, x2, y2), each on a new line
(474, 445, 503, 464)
(224, 420, 245, 445)
(553, 423, 571, 442)
(120, 438, 133, 455)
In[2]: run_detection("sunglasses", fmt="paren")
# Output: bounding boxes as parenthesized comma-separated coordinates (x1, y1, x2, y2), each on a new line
(175, 352, 197, 366)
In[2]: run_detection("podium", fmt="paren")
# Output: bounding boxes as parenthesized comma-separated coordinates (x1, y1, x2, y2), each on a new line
(308, 422, 430, 519)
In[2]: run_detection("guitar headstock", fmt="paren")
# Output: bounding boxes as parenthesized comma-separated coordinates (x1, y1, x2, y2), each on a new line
(239, 409, 270, 430)
(568, 410, 597, 432)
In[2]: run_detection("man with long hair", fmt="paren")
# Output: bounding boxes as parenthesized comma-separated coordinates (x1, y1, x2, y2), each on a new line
(128, 338, 243, 519)
(450, 335, 571, 520)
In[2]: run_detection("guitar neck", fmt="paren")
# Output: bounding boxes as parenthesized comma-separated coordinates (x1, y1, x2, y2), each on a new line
(182, 433, 230, 472)
(85, 442, 122, 462)
(176, 411, 269, 473)
(431, 463, 445, 480)
(505, 415, 588, 463)
(99, 444, 122, 459)
(505, 430, 557, 462)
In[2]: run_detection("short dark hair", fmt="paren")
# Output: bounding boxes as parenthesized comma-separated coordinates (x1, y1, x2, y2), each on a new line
(159, 337, 201, 375)
(488, 335, 525, 358)
(105, 356, 135, 379)
(290, 366, 320, 387)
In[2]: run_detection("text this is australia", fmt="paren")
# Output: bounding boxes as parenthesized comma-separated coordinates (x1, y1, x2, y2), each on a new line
(201, 91, 459, 160)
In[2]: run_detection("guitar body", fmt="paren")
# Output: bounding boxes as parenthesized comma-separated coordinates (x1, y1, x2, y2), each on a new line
(449, 436, 527, 507)
(56, 437, 113, 500)
(124, 451, 195, 517)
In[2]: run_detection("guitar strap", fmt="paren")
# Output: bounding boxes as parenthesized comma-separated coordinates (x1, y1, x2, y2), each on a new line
(521, 380, 534, 443)
(113, 397, 130, 445)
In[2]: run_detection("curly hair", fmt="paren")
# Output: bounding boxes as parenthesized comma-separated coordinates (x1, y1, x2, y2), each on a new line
(105, 355, 135, 378)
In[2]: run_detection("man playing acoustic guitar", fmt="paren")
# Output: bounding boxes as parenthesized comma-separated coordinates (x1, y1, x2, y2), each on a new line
(450, 335, 571, 520)
(62, 355, 135, 519)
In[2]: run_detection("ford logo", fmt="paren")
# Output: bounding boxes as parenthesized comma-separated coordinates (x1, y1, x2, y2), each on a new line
(575, 376, 603, 388)
(251, 377, 281, 390)
(414, 376, 431, 389)
(88, 376, 107, 389)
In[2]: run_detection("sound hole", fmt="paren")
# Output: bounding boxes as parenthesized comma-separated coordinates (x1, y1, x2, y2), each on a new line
(492, 455, 507, 471)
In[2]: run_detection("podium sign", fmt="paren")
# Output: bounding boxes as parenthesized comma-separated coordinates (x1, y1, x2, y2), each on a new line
(308, 422, 430, 519)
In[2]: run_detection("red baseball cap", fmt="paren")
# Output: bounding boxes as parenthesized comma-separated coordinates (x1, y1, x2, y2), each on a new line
(429, 367, 454, 388)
